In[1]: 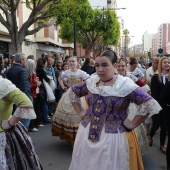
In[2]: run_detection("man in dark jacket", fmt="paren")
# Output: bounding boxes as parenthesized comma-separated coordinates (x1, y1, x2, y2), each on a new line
(7, 53, 32, 129)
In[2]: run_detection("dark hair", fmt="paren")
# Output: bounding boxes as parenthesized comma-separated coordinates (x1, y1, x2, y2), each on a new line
(83, 58, 90, 66)
(129, 56, 138, 65)
(36, 58, 46, 69)
(100, 50, 117, 64)
(0, 54, 4, 72)
(27, 55, 34, 60)
(65, 55, 70, 60)
(61, 62, 69, 71)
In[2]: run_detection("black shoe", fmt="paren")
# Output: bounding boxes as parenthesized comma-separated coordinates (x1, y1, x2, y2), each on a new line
(148, 136, 153, 147)
(160, 146, 166, 154)
(43, 121, 51, 125)
(48, 113, 54, 116)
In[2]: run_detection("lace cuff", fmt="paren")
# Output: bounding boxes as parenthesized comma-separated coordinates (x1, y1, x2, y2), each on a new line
(14, 105, 36, 119)
(69, 88, 81, 104)
(127, 99, 162, 121)
(137, 99, 162, 117)
(141, 84, 150, 93)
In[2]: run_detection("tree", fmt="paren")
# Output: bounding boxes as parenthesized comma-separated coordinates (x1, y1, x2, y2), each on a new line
(0, 0, 66, 54)
(59, 2, 120, 57)
(123, 29, 130, 57)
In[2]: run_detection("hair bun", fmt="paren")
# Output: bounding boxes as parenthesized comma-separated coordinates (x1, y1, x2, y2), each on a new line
(129, 56, 136, 61)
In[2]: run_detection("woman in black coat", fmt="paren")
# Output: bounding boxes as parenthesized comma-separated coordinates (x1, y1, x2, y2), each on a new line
(160, 80, 170, 169)
(148, 56, 170, 155)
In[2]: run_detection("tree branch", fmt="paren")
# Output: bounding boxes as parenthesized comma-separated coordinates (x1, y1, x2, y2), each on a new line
(19, 0, 60, 35)
(0, 13, 9, 29)
(2, 0, 10, 7)
(26, 18, 57, 35)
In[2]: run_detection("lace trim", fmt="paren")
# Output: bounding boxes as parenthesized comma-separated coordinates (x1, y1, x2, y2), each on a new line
(141, 84, 150, 93)
(0, 133, 6, 169)
(0, 77, 17, 99)
(69, 88, 81, 104)
(86, 75, 138, 97)
(127, 99, 161, 121)
(137, 99, 162, 117)
(14, 105, 36, 119)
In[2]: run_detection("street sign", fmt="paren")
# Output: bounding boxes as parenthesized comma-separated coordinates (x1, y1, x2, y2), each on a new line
(158, 48, 163, 54)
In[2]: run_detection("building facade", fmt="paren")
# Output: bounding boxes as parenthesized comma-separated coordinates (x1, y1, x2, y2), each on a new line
(0, 2, 76, 59)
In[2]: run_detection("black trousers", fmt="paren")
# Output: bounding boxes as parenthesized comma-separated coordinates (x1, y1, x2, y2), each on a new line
(149, 109, 167, 146)
(29, 97, 41, 128)
(166, 108, 170, 167)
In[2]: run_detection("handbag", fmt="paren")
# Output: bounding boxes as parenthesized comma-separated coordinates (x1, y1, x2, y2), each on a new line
(47, 76, 56, 91)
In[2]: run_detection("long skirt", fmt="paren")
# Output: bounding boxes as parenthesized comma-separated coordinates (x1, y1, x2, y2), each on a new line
(52, 89, 87, 146)
(0, 122, 43, 170)
(69, 123, 144, 170)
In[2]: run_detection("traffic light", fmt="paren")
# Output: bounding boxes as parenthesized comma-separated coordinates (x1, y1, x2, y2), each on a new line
(148, 52, 151, 57)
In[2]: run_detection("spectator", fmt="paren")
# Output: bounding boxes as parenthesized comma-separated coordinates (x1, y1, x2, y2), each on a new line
(44, 56, 57, 116)
(36, 58, 51, 124)
(6, 53, 32, 129)
(26, 59, 43, 132)
(81, 58, 94, 75)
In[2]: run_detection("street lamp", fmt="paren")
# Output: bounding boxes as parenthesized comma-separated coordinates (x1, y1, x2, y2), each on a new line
(73, 21, 77, 56)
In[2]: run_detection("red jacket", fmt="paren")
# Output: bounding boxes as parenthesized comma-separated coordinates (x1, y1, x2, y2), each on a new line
(29, 73, 38, 98)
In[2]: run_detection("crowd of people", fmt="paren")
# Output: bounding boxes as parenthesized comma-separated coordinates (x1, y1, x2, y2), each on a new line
(0, 50, 170, 169)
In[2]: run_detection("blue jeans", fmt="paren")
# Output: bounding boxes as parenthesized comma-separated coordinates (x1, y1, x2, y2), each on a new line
(20, 96, 33, 130)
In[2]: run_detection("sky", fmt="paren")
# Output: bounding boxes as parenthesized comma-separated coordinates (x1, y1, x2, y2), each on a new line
(89, 0, 170, 46)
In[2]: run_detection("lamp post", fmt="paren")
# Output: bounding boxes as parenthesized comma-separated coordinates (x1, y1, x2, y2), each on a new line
(73, 21, 77, 56)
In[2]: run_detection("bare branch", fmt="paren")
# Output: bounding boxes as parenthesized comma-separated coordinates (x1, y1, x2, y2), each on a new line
(2, 0, 10, 7)
(0, 4, 12, 28)
(19, 0, 60, 35)
(26, 18, 57, 35)
(0, 13, 9, 29)
(25, 0, 33, 10)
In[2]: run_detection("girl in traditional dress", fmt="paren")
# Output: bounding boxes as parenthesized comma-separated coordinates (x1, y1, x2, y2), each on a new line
(52, 56, 89, 146)
(69, 50, 161, 170)
(127, 56, 144, 80)
(0, 54, 43, 169)
(116, 59, 150, 155)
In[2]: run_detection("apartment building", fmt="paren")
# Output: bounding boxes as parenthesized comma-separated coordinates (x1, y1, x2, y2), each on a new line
(142, 32, 153, 53)
(151, 33, 158, 56)
(157, 23, 170, 54)
(0, 2, 76, 59)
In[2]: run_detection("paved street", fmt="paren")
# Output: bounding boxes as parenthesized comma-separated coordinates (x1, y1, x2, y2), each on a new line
(30, 124, 167, 170)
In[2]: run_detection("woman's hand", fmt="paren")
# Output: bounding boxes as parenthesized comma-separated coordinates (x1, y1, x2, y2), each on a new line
(61, 85, 68, 91)
(123, 118, 133, 130)
(79, 109, 87, 118)
(1, 120, 12, 130)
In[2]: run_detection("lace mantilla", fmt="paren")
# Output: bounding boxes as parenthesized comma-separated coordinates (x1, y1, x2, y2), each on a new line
(14, 105, 36, 119)
(0, 133, 6, 169)
(0, 77, 17, 99)
(86, 75, 138, 97)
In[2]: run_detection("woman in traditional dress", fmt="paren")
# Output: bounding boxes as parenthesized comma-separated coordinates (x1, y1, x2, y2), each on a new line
(0, 54, 43, 169)
(116, 59, 150, 155)
(52, 56, 90, 146)
(69, 50, 161, 170)
(127, 56, 144, 80)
